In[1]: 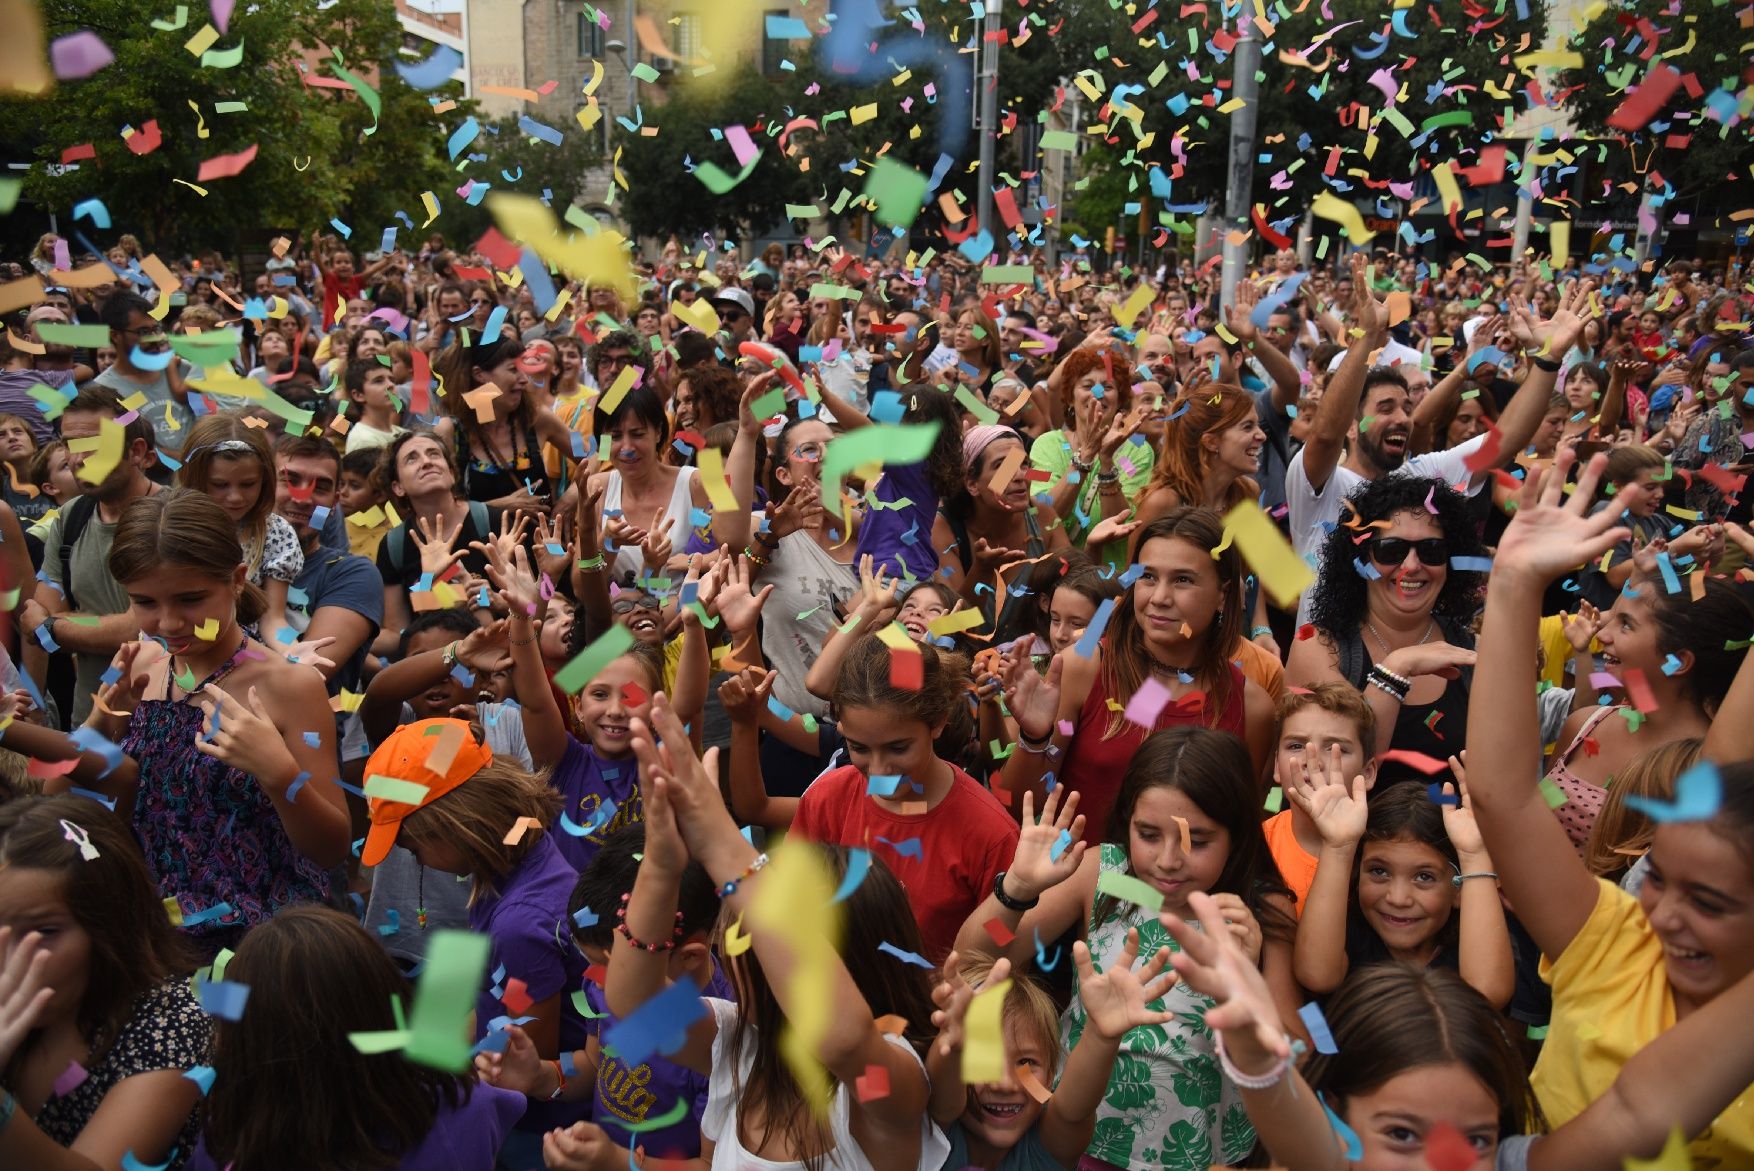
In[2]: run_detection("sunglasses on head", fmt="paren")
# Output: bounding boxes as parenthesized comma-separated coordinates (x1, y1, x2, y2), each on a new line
(1368, 536, 1449, 568)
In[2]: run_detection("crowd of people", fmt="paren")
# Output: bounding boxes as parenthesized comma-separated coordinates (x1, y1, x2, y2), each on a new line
(0, 222, 1751, 1171)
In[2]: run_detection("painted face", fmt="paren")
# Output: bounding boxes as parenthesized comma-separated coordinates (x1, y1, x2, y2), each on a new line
(1046, 586, 1098, 655)
(204, 454, 265, 525)
(123, 564, 242, 656)
(838, 704, 942, 789)
(1131, 535, 1224, 657)
(1126, 786, 1229, 917)
(1357, 837, 1456, 961)
(1638, 823, 1754, 1010)
(1365, 510, 1447, 623)
(896, 586, 951, 642)
(0, 868, 92, 1027)
(572, 655, 654, 757)
(1343, 1063, 1500, 1171)
(959, 1011, 1051, 1148)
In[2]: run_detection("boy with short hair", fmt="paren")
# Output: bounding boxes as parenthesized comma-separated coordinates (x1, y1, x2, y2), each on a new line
(1263, 682, 1378, 914)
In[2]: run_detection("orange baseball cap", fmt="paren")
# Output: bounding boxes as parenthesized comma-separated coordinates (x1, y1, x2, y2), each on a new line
(360, 718, 496, 867)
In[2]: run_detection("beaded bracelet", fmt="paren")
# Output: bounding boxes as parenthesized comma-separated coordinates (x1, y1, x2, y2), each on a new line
(717, 852, 770, 898)
(614, 892, 685, 952)
(1215, 1034, 1290, 1090)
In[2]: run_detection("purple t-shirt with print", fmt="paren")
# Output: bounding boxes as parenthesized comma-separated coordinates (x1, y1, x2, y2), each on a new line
(582, 961, 735, 1160)
(469, 832, 589, 1132)
(187, 1081, 526, 1171)
(852, 457, 939, 581)
(550, 735, 644, 872)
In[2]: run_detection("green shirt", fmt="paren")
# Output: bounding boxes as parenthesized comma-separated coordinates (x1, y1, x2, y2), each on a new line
(1029, 430, 1154, 569)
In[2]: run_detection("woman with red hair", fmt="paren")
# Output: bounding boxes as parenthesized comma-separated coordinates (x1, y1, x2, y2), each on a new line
(1027, 344, 1154, 567)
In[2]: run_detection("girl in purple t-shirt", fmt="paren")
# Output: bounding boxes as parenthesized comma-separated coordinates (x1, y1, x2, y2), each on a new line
(190, 905, 526, 1171)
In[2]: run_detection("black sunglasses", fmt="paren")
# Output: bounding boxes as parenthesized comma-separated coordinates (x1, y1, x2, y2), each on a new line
(1368, 537, 1449, 568)
(611, 595, 658, 615)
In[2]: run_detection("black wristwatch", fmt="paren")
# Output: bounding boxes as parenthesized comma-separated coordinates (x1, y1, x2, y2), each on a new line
(1532, 355, 1562, 373)
(992, 870, 1039, 912)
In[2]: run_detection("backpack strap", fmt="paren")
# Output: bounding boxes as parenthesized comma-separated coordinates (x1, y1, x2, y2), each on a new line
(58, 495, 100, 614)
(387, 500, 490, 582)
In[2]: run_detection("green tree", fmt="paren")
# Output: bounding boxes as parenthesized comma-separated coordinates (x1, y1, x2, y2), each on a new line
(0, 0, 472, 254)
(1557, 0, 1754, 213)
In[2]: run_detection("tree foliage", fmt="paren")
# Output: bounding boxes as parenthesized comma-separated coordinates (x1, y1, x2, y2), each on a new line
(1557, 0, 1754, 211)
(0, 0, 473, 254)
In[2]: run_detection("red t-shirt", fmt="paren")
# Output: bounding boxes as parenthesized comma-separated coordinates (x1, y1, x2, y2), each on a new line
(791, 763, 1019, 961)
(321, 270, 364, 329)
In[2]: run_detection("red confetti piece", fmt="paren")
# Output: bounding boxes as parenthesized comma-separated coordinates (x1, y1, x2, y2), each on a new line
(1461, 426, 1504, 473)
(854, 1063, 890, 1102)
(195, 143, 259, 182)
(889, 645, 923, 689)
(61, 143, 96, 165)
(501, 977, 533, 1016)
(584, 964, 607, 987)
(622, 682, 648, 707)
(1381, 749, 1450, 776)
(983, 917, 1016, 948)
(1607, 64, 1683, 131)
(1622, 667, 1658, 714)
(472, 227, 524, 270)
(1296, 624, 1316, 640)
(122, 120, 163, 156)
(1422, 1121, 1476, 1171)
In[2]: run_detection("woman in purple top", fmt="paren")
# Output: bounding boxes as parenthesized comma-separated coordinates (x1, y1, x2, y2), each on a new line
(191, 905, 526, 1171)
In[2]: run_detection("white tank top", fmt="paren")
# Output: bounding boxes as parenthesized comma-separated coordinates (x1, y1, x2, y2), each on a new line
(602, 465, 698, 583)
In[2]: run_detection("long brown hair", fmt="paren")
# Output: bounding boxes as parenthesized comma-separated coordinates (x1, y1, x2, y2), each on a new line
(830, 630, 970, 732)
(176, 415, 277, 572)
(108, 488, 268, 627)
(0, 796, 197, 1081)
(397, 755, 562, 904)
(203, 905, 475, 1171)
(1583, 736, 1700, 881)
(1147, 384, 1258, 511)
(1303, 965, 1540, 1141)
(1106, 508, 1244, 737)
(726, 846, 936, 1171)
(1095, 727, 1293, 941)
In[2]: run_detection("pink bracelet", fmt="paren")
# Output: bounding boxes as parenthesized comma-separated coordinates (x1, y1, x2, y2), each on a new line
(1215, 1034, 1289, 1090)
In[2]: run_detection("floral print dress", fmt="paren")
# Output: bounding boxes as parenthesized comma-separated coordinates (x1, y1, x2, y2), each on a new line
(1060, 844, 1254, 1170)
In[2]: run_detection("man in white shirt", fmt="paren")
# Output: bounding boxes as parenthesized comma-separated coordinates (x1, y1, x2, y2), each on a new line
(1287, 254, 1592, 622)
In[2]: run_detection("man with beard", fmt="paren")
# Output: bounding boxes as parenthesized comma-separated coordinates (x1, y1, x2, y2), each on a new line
(20, 387, 158, 727)
(1288, 255, 1587, 622)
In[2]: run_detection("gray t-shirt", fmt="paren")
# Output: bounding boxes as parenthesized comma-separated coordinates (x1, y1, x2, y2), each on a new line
(760, 533, 858, 719)
(90, 361, 194, 451)
(39, 505, 132, 728)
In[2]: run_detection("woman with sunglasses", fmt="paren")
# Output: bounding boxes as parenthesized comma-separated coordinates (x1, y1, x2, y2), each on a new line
(1285, 475, 1489, 789)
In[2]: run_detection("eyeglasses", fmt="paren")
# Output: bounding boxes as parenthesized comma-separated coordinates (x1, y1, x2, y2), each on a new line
(611, 596, 658, 615)
(1368, 537, 1450, 568)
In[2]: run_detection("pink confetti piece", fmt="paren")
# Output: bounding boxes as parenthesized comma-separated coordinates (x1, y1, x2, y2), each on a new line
(1588, 672, 1623, 691)
(53, 1061, 89, 1096)
(724, 124, 760, 168)
(50, 31, 115, 80)
(1123, 676, 1172, 728)
(211, 0, 236, 33)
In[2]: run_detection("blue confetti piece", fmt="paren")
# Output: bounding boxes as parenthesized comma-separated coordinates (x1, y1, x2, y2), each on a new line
(516, 114, 564, 145)
(32, 623, 59, 652)
(447, 116, 480, 160)
(572, 905, 600, 929)
(286, 771, 311, 802)
(877, 836, 923, 861)
(310, 506, 331, 529)
(1661, 653, 1684, 676)
(450, 664, 475, 687)
(1074, 598, 1116, 658)
(866, 773, 906, 797)
(197, 978, 251, 1020)
(183, 1064, 216, 1096)
(1320, 1093, 1364, 1159)
(121, 1150, 174, 1171)
(68, 727, 125, 778)
(1426, 782, 1460, 806)
(831, 846, 872, 903)
(603, 979, 706, 1066)
(560, 1049, 579, 1077)
(1449, 556, 1493, 573)
(878, 940, 933, 968)
(1033, 927, 1060, 971)
(68, 786, 117, 810)
(302, 731, 321, 748)
(1627, 761, 1722, 824)
(328, 218, 352, 240)
(1655, 552, 1682, 594)
(1299, 1001, 1338, 1053)
(379, 909, 401, 936)
(1050, 828, 1072, 863)
(1352, 558, 1382, 581)
(181, 902, 235, 927)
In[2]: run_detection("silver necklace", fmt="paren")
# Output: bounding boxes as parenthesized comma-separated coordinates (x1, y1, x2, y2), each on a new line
(1364, 618, 1434, 659)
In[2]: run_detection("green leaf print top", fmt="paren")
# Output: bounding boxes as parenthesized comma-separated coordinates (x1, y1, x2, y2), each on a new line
(1060, 844, 1256, 1170)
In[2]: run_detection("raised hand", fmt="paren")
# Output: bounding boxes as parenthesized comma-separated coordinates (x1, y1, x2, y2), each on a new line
(1561, 601, 1603, 654)
(412, 512, 468, 579)
(1074, 927, 1179, 1041)
(467, 509, 532, 568)
(640, 511, 675, 572)
(0, 927, 54, 1070)
(713, 551, 774, 636)
(1495, 448, 1630, 587)
(1086, 511, 1142, 549)
(1159, 891, 1292, 1074)
(1005, 787, 1087, 901)
(853, 553, 901, 624)
(194, 685, 300, 792)
(1438, 775, 1489, 861)
(1001, 648, 1063, 742)
(1284, 742, 1368, 849)
(970, 536, 1027, 574)
(930, 950, 1013, 1058)
(456, 618, 512, 674)
(718, 666, 776, 724)
(280, 634, 338, 675)
(529, 514, 573, 589)
(1224, 278, 1262, 341)
(629, 693, 731, 853)
(766, 480, 825, 542)
(1348, 252, 1390, 339)
(484, 543, 543, 623)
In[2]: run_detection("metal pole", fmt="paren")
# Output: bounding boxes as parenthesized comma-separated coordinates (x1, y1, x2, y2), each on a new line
(1219, 15, 1261, 311)
(975, 0, 1002, 244)
(1511, 145, 1534, 260)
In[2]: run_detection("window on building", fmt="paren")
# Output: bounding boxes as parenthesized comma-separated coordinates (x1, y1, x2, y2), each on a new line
(578, 9, 604, 58)
(674, 13, 701, 65)
(761, 8, 789, 75)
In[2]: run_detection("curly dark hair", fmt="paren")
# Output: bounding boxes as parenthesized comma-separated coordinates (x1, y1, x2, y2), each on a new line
(1305, 475, 1487, 639)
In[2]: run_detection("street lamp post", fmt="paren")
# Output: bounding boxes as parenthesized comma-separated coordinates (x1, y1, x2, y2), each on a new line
(1219, 16, 1261, 310)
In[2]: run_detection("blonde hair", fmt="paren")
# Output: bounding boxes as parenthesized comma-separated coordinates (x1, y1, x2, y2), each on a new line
(176, 414, 277, 573)
(954, 952, 1063, 1083)
(398, 756, 563, 904)
(1584, 736, 1701, 880)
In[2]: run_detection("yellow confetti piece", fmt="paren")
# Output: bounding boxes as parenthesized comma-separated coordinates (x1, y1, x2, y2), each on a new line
(697, 445, 738, 512)
(962, 976, 1013, 1084)
(724, 914, 753, 956)
(164, 897, 185, 925)
(184, 22, 219, 56)
(1112, 282, 1154, 329)
(747, 842, 838, 1114)
(874, 622, 915, 651)
(68, 419, 124, 486)
(1222, 499, 1314, 609)
(461, 384, 501, 423)
(1310, 190, 1376, 244)
(1431, 161, 1463, 216)
(926, 609, 988, 637)
(194, 618, 219, 641)
(671, 296, 721, 335)
(330, 690, 364, 713)
(597, 363, 639, 416)
(501, 816, 543, 846)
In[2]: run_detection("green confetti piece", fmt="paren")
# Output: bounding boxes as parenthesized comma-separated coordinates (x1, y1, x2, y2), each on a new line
(955, 385, 999, 425)
(821, 422, 942, 520)
(784, 203, 821, 219)
(980, 265, 1036, 284)
(862, 157, 929, 228)
(694, 154, 761, 194)
(1039, 129, 1079, 151)
(1264, 786, 1284, 813)
(404, 931, 491, 1072)
(364, 774, 432, 806)
(687, 601, 719, 628)
(631, 61, 660, 83)
(571, 988, 606, 1018)
(988, 739, 1014, 760)
(622, 1098, 690, 1133)
(554, 625, 636, 694)
(1096, 870, 1165, 913)
(802, 713, 818, 734)
(35, 323, 112, 347)
(0, 178, 20, 215)
(1526, 1024, 1549, 1040)
(1539, 777, 1567, 809)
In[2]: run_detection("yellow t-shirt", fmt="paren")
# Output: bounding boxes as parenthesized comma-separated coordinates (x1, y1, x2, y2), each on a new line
(349, 515, 390, 562)
(1534, 878, 1754, 1166)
